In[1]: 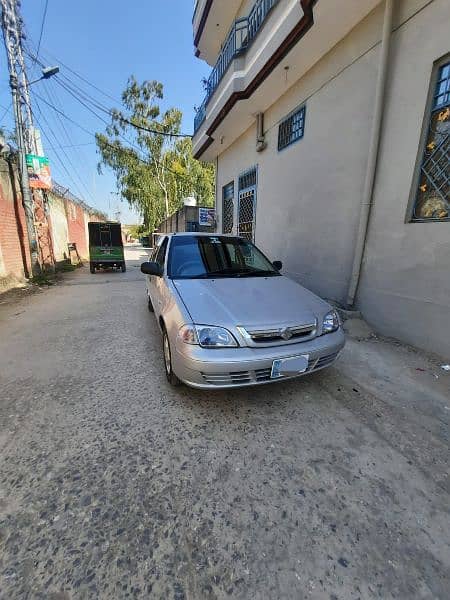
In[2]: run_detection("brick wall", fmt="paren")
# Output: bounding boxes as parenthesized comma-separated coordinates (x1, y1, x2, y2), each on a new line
(64, 199, 89, 260)
(0, 162, 30, 288)
(0, 156, 105, 291)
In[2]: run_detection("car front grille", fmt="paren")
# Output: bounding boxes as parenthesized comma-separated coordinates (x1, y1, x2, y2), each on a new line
(241, 322, 317, 345)
(201, 352, 339, 386)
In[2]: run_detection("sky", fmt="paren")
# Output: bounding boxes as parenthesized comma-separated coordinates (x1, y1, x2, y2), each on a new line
(0, 0, 210, 223)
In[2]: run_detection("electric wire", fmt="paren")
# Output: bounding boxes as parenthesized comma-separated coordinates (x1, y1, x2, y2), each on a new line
(33, 110, 93, 203)
(55, 74, 193, 138)
(24, 48, 188, 177)
(44, 78, 94, 186)
(0, 102, 12, 123)
(28, 44, 121, 105)
(31, 90, 188, 180)
(25, 48, 193, 138)
(40, 75, 157, 160)
(34, 0, 49, 63)
(32, 95, 97, 203)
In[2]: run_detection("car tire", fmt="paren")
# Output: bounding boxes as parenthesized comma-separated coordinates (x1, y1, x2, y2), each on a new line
(162, 328, 182, 387)
(121, 263, 126, 273)
(147, 296, 154, 312)
(90, 263, 95, 274)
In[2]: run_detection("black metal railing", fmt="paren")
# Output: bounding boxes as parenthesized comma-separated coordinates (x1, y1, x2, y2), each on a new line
(194, 0, 278, 134)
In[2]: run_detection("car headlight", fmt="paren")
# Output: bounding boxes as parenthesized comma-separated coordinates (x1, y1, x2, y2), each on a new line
(322, 310, 340, 334)
(178, 325, 238, 348)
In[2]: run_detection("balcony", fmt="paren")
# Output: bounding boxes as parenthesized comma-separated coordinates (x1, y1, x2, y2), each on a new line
(194, 0, 279, 134)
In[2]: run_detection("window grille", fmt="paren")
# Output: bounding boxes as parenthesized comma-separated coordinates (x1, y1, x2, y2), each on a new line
(278, 105, 306, 151)
(238, 167, 257, 241)
(222, 182, 234, 234)
(413, 60, 449, 221)
(238, 167, 257, 191)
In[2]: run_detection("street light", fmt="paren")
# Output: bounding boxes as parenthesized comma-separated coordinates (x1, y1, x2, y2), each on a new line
(27, 65, 60, 86)
(11, 64, 60, 276)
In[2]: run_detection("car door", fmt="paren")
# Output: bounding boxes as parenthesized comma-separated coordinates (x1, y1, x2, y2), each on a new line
(149, 236, 169, 319)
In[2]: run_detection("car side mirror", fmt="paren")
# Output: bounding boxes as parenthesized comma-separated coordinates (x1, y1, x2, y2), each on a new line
(273, 260, 283, 271)
(141, 261, 163, 276)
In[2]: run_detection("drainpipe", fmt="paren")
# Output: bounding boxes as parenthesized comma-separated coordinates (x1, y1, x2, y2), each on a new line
(346, 0, 394, 307)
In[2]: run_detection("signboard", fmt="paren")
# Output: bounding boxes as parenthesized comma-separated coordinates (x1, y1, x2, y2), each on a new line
(26, 154, 52, 190)
(199, 207, 215, 227)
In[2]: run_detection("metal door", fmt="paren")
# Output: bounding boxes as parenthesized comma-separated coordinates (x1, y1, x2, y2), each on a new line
(238, 167, 257, 241)
(222, 181, 234, 234)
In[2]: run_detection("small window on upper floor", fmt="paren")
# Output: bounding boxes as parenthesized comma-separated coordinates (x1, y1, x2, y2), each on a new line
(278, 105, 306, 151)
(411, 58, 449, 221)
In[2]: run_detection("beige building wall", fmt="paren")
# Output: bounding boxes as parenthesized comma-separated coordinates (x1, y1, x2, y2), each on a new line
(48, 194, 69, 262)
(358, 0, 450, 355)
(215, 0, 450, 356)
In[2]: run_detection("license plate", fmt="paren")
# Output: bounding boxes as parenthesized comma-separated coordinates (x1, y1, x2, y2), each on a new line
(271, 355, 309, 379)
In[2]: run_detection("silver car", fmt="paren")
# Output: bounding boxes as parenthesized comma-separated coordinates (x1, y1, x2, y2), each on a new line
(141, 233, 345, 389)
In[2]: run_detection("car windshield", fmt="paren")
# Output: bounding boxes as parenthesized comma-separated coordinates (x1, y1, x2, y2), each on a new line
(168, 236, 280, 279)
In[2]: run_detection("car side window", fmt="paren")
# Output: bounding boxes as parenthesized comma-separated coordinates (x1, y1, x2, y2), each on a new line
(155, 237, 168, 270)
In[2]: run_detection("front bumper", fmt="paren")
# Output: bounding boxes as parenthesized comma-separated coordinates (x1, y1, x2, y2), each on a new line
(173, 329, 345, 389)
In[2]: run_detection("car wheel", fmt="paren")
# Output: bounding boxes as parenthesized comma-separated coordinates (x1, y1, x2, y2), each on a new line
(147, 296, 154, 312)
(163, 329, 181, 386)
(121, 263, 126, 273)
(90, 263, 95, 274)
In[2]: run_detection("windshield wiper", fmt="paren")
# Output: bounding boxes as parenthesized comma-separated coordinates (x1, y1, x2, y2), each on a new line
(205, 268, 251, 278)
(245, 270, 279, 277)
(205, 268, 278, 278)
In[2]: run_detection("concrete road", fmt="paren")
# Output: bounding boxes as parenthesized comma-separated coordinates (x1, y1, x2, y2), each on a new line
(0, 247, 449, 600)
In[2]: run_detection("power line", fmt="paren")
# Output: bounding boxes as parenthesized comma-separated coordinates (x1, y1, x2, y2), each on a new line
(55, 74, 193, 138)
(35, 114, 95, 205)
(59, 142, 95, 149)
(30, 90, 185, 179)
(53, 78, 154, 159)
(26, 43, 121, 105)
(44, 78, 95, 191)
(33, 89, 147, 165)
(32, 90, 98, 136)
(35, 0, 49, 62)
(25, 47, 193, 138)
(0, 102, 12, 123)
(32, 95, 97, 203)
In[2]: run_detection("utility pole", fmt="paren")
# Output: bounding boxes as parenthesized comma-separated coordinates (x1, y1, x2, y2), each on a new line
(1, 0, 40, 275)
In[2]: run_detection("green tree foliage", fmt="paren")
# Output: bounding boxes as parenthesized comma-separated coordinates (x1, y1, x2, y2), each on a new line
(96, 77, 215, 231)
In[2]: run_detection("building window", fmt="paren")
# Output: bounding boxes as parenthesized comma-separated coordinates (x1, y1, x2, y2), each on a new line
(278, 105, 306, 151)
(412, 59, 449, 221)
(222, 182, 234, 234)
(238, 167, 257, 241)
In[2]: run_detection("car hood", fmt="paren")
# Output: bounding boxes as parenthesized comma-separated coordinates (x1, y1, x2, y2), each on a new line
(173, 275, 331, 329)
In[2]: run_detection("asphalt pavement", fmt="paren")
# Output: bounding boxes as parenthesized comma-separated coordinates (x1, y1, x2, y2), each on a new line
(0, 246, 449, 600)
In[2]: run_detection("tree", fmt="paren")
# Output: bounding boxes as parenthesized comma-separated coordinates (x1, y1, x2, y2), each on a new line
(96, 77, 215, 231)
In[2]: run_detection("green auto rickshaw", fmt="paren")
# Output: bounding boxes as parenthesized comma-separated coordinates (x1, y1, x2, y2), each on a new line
(88, 222, 126, 273)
